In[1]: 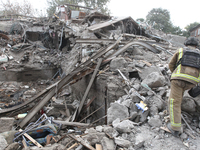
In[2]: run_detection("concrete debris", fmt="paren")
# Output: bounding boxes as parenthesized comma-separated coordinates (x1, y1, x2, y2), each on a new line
(141, 72, 165, 88)
(112, 119, 135, 133)
(0, 5, 200, 150)
(0, 134, 8, 150)
(0, 117, 15, 133)
(101, 137, 115, 150)
(107, 103, 129, 124)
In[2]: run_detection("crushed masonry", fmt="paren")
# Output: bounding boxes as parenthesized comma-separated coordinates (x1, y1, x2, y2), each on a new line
(0, 4, 200, 150)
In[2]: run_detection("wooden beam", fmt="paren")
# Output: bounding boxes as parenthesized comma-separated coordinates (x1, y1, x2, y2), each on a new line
(19, 129, 43, 148)
(77, 58, 103, 118)
(68, 135, 96, 150)
(53, 120, 89, 127)
(67, 143, 79, 150)
(96, 144, 103, 150)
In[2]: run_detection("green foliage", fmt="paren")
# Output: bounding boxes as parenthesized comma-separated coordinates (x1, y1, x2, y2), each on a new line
(0, 0, 33, 16)
(136, 18, 145, 22)
(82, 0, 110, 14)
(170, 26, 183, 35)
(47, 0, 78, 17)
(183, 22, 200, 37)
(185, 22, 199, 31)
(146, 8, 173, 33)
(46, 0, 110, 17)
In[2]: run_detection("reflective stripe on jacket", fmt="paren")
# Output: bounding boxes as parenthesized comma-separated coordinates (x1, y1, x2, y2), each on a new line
(169, 48, 200, 85)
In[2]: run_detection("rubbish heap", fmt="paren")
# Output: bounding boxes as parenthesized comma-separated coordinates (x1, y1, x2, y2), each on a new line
(0, 4, 200, 150)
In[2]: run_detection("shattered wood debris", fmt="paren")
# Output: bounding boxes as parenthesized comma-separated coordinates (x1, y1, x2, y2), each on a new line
(0, 5, 200, 150)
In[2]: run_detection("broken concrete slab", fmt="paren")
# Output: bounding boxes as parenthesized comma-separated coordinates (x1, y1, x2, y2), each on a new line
(107, 102, 129, 124)
(0, 134, 8, 150)
(0, 131, 18, 144)
(148, 117, 162, 127)
(114, 137, 132, 148)
(83, 128, 106, 145)
(101, 137, 115, 150)
(112, 119, 135, 133)
(5, 142, 19, 150)
(138, 66, 161, 80)
(109, 57, 128, 72)
(141, 72, 165, 88)
(0, 117, 14, 133)
(181, 97, 196, 113)
(103, 126, 119, 138)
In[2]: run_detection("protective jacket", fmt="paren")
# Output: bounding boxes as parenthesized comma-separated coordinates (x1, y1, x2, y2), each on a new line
(168, 46, 200, 85)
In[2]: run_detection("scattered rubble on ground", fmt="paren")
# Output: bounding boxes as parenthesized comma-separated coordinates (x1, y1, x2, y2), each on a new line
(0, 3, 200, 150)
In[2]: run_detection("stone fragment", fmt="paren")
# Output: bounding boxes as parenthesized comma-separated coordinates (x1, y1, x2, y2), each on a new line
(149, 106, 158, 116)
(107, 80, 126, 104)
(114, 137, 132, 148)
(103, 126, 119, 138)
(121, 99, 132, 108)
(113, 119, 135, 133)
(29, 143, 65, 150)
(138, 110, 149, 123)
(110, 57, 128, 71)
(134, 134, 145, 150)
(122, 95, 129, 101)
(180, 133, 188, 140)
(141, 72, 165, 88)
(130, 92, 141, 103)
(0, 134, 8, 150)
(83, 128, 106, 145)
(130, 111, 138, 121)
(130, 103, 138, 112)
(132, 84, 140, 91)
(138, 66, 161, 80)
(153, 96, 164, 110)
(5, 142, 19, 150)
(0, 117, 14, 133)
(0, 131, 18, 144)
(101, 137, 115, 150)
(107, 103, 129, 124)
(132, 46, 143, 55)
(96, 126, 103, 132)
(147, 91, 154, 96)
(148, 118, 162, 127)
(46, 108, 61, 118)
(181, 97, 196, 113)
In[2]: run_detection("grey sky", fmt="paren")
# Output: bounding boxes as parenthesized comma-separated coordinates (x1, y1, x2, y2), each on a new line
(2, 0, 200, 29)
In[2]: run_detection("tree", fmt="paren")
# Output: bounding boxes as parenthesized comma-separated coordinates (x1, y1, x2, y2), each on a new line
(46, 0, 110, 17)
(47, 0, 78, 17)
(170, 26, 183, 35)
(81, 0, 110, 14)
(146, 8, 173, 33)
(183, 22, 200, 37)
(0, 0, 33, 16)
(136, 18, 145, 22)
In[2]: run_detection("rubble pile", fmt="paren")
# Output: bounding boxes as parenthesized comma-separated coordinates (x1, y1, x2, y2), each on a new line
(0, 4, 200, 150)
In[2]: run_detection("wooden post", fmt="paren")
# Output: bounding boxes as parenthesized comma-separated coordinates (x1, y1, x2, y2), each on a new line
(96, 144, 103, 150)
(76, 58, 103, 119)
(19, 129, 43, 148)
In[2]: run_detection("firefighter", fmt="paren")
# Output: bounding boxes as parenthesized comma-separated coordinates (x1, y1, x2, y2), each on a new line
(167, 37, 200, 137)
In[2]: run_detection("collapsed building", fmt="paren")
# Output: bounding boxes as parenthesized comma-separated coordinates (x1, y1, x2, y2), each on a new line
(0, 3, 200, 150)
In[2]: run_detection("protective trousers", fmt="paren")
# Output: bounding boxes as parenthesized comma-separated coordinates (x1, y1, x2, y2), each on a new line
(168, 79, 195, 131)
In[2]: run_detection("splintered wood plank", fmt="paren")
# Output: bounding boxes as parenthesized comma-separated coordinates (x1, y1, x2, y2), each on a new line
(77, 58, 103, 117)
(68, 134, 96, 150)
(19, 129, 43, 148)
(160, 126, 171, 133)
(96, 144, 103, 150)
